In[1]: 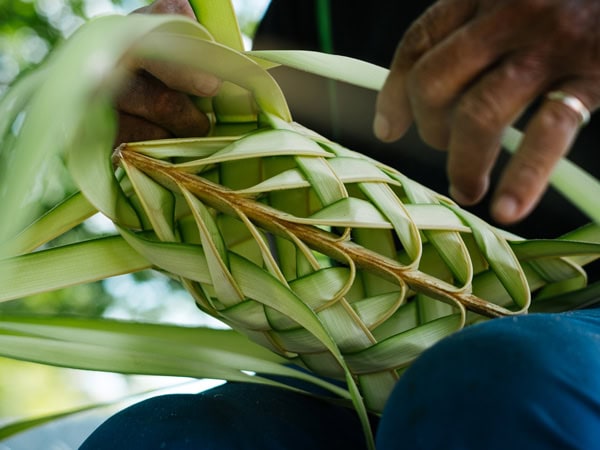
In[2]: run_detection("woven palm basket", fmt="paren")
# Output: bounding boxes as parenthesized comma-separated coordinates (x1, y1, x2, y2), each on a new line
(66, 3, 595, 418)
(51, 3, 595, 422)
(113, 111, 593, 414)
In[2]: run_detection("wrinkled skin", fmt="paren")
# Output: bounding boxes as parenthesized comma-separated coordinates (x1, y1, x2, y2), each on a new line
(114, 0, 221, 145)
(374, 0, 600, 224)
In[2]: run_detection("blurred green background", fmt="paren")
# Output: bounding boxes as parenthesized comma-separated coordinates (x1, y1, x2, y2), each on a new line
(0, 0, 270, 447)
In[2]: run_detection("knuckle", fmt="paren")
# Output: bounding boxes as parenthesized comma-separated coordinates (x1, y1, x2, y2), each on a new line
(539, 102, 579, 132)
(507, 52, 548, 83)
(509, 153, 551, 188)
(514, 154, 546, 178)
(153, 89, 209, 137)
(153, 89, 186, 122)
(455, 91, 504, 134)
(407, 71, 447, 110)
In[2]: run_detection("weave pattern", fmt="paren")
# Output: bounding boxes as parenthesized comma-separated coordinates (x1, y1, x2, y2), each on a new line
(109, 117, 585, 412)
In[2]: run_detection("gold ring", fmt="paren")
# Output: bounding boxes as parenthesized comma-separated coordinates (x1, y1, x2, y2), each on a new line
(546, 90, 591, 126)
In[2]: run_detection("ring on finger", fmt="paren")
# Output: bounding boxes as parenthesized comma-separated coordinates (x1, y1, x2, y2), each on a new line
(546, 90, 591, 127)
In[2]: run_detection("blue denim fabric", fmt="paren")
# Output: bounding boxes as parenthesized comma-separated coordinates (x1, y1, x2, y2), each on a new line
(377, 309, 600, 450)
(80, 310, 600, 449)
(79, 381, 374, 450)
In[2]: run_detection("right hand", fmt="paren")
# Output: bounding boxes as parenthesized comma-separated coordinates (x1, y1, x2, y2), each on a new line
(114, 0, 221, 145)
(374, 0, 600, 224)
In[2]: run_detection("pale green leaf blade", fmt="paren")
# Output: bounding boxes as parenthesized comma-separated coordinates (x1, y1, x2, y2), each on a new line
(247, 50, 388, 91)
(67, 99, 141, 229)
(392, 172, 472, 287)
(176, 129, 330, 170)
(422, 229, 473, 288)
(232, 210, 289, 283)
(0, 67, 46, 143)
(0, 315, 350, 399)
(329, 157, 400, 184)
(230, 253, 345, 353)
(3, 192, 97, 257)
(237, 168, 309, 195)
(345, 314, 464, 374)
(416, 293, 458, 324)
(122, 161, 177, 241)
(181, 186, 245, 305)
(360, 183, 422, 265)
(559, 224, 600, 266)
(0, 323, 305, 396)
(352, 291, 404, 329)
(117, 228, 211, 284)
(296, 155, 348, 206)
(307, 198, 392, 228)
(123, 136, 237, 160)
(0, 236, 150, 302)
(189, 0, 244, 51)
(530, 279, 600, 313)
(290, 267, 353, 309)
(0, 402, 105, 441)
(510, 238, 600, 260)
(448, 205, 530, 309)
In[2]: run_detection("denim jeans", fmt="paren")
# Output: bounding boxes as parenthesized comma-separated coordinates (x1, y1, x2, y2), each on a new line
(80, 309, 600, 449)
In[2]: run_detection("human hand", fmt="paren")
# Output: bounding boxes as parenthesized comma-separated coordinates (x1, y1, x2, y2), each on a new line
(373, 0, 600, 224)
(115, 0, 221, 145)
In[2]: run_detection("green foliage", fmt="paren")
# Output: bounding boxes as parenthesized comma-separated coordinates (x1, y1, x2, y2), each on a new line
(0, 282, 113, 317)
(0, 0, 152, 94)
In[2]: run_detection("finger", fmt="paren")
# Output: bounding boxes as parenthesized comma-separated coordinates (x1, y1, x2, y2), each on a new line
(138, 59, 221, 97)
(116, 71, 211, 138)
(115, 113, 171, 146)
(133, 0, 195, 19)
(374, 0, 476, 142)
(407, 32, 495, 150)
(491, 83, 595, 224)
(447, 52, 551, 205)
(406, 3, 537, 150)
(130, 0, 221, 97)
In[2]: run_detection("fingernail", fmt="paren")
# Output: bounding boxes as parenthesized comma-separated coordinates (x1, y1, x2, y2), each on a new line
(373, 113, 391, 141)
(492, 195, 518, 223)
(194, 75, 221, 96)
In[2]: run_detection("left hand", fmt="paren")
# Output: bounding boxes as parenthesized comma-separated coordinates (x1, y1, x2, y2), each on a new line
(114, 0, 221, 145)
